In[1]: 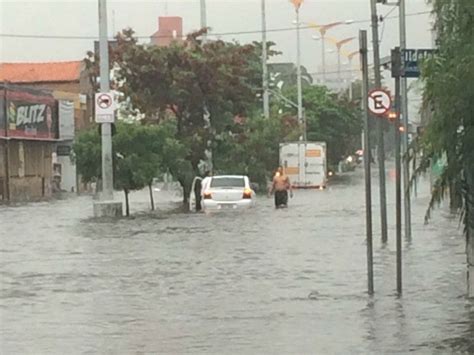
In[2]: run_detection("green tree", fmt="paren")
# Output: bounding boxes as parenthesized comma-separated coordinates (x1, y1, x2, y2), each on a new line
(213, 110, 300, 189)
(113, 122, 161, 216)
(107, 30, 264, 201)
(281, 85, 362, 169)
(73, 128, 101, 185)
(73, 120, 187, 216)
(268, 62, 313, 91)
(417, 0, 474, 297)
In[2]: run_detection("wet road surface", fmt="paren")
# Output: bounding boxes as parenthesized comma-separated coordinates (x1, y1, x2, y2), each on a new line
(1, 168, 473, 354)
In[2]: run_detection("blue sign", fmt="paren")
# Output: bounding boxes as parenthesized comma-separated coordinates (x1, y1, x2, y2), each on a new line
(401, 49, 436, 78)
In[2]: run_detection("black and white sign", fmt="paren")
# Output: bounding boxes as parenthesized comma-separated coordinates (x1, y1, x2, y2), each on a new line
(95, 92, 115, 123)
(368, 89, 391, 116)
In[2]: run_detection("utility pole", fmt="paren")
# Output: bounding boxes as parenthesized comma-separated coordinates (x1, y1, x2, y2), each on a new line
(360, 30, 374, 295)
(337, 46, 342, 84)
(99, 0, 113, 201)
(200, 0, 207, 42)
(399, 0, 412, 240)
(94, 0, 122, 217)
(392, 47, 403, 295)
(261, 0, 270, 119)
(321, 32, 327, 83)
(200, 0, 212, 172)
(295, 6, 305, 140)
(3, 83, 10, 202)
(370, 0, 388, 244)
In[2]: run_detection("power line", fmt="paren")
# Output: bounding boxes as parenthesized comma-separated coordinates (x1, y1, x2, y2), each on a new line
(0, 11, 430, 41)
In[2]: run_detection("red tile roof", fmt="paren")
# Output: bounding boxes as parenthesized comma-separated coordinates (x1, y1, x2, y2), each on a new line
(0, 61, 82, 83)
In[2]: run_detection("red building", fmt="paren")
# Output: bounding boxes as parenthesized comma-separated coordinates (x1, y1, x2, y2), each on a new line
(150, 17, 183, 47)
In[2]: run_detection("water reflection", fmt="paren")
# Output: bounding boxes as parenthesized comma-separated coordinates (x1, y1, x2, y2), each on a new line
(0, 172, 473, 353)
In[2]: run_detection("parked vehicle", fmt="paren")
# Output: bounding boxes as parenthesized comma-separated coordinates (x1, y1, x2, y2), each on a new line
(279, 141, 327, 189)
(189, 175, 256, 213)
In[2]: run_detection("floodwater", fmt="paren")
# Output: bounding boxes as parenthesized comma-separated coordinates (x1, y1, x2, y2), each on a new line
(1, 168, 473, 354)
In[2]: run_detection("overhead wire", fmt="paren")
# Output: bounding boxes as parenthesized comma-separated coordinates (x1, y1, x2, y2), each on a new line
(0, 10, 431, 41)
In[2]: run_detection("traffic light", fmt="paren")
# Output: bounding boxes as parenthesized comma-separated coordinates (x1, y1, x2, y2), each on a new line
(387, 111, 398, 123)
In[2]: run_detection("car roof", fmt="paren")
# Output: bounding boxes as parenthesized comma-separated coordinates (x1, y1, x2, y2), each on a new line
(211, 175, 247, 179)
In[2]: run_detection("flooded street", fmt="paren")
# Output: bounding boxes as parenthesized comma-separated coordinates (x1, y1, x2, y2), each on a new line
(1, 168, 473, 354)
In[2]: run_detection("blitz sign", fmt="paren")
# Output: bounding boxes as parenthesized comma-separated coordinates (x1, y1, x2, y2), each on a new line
(401, 49, 436, 78)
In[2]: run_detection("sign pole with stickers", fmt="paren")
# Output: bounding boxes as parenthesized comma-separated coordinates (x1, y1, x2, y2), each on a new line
(360, 30, 374, 295)
(392, 46, 403, 295)
(93, 0, 123, 217)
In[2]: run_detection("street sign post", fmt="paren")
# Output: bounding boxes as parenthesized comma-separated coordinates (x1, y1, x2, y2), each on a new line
(401, 48, 436, 78)
(95, 92, 115, 123)
(368, 89, 392, 117)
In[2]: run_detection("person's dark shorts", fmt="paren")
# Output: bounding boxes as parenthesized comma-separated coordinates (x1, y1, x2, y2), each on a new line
(275, 190, 288, 207)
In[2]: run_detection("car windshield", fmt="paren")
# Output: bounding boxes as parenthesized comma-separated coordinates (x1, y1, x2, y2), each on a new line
(210, 177, 245, 188)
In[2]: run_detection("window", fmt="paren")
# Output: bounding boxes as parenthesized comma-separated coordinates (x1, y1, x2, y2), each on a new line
(210, 177, 245, 188)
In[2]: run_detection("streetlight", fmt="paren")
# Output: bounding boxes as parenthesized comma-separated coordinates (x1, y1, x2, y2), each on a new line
(334, 37, 355, 85)
(200, 0, 207, 42)
(347, 50, 359, 100)
(307, 20, 354, 83)
(290, 0, 305, 140)
(261, 0, 270, 119)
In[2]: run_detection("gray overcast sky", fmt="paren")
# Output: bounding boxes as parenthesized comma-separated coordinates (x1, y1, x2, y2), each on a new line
(1, 0, 433, 69)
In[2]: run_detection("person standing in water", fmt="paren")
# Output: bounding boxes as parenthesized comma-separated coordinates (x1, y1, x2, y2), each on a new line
(269, 166, 293, 208)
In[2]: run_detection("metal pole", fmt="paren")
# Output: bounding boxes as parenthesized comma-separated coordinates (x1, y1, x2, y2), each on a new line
(349, 58, 353, 101)
(3, 83, 10, 201)
(200, 0, 207, 42)
(337, 46, 341, 85)
(399, 0, 412, 240)
(296, 8, 305, 140)
(261, 0, 270, 119)
(199, 0, 211, 171)
(321, 31, 327, 83)
(98, 0, 114, 201)
(394, 47, 402, 295)
(360, 30, 374, 295)
(370, 0, 388, 244)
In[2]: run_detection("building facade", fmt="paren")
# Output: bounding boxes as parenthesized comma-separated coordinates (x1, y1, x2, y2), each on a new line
(150, 17, 183, 47)
(0, 83, 59, 202)
(0, 61, 94, 196)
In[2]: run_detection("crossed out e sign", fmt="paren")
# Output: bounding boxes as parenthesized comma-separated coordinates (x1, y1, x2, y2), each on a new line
(368, 89, 391, 117)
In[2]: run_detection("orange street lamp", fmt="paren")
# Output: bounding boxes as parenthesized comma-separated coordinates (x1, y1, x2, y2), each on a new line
(333, 37, 355, 83)
(289, 0, 305, 140)
(307, 20, 354, 83)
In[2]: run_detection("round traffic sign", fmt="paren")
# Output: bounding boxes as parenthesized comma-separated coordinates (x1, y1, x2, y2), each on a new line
(368, 89, 391, 116)
(97, 93, 113, 109)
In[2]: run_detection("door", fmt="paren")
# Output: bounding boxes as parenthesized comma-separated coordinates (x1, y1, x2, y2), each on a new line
(299, 142, 306, 187)
(305, 143, 326, 187)
(280, 143, 300, 186)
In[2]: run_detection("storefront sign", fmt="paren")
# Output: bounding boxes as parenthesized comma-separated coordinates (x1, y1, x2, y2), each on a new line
(0, 85, 58, 140)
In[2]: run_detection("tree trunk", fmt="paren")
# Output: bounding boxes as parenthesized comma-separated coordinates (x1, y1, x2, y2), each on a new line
(124, 189, 130, 217)
(149, 183, 155, 211)
(181, 180, 190, 204)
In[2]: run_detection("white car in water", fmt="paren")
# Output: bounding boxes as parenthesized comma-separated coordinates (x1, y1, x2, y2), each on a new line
(190, 175, 256, 213)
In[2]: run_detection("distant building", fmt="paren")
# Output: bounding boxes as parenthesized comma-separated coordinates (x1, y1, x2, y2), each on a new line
(0, 61, 95, 198)
(0, 83, 59, 201)
(0, 61, 93, 131)
(150, 17, 183, 47)
(314, 63, 353, 92)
